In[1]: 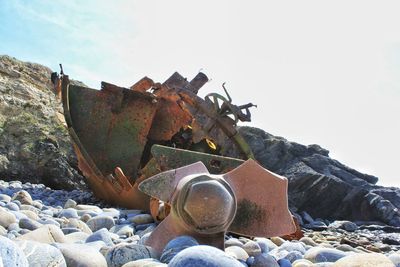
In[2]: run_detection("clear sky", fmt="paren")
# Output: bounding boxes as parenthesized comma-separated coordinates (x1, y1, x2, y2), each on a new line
(1, 0, 399, 187)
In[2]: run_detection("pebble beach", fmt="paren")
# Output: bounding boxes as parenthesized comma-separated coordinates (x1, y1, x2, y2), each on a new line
(1, 179, 400, 267)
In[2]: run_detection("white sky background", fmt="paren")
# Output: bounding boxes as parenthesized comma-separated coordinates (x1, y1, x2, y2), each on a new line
(2, 0, 399, 186)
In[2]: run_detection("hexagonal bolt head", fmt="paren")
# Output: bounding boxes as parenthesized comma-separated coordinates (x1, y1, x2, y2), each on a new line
(183, 180, 235, 230)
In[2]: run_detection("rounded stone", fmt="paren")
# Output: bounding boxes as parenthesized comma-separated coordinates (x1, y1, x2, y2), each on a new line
(252, 253, 279, 267)
(284, 251, 303, 263)
(388, 253, 400, 267)
(5, 202, 20, 211)
(304, 247, 347, 263)
(0, 210, 17, 228)
(243, 240, 262, 257)
(17, 225, 66, 244)
(58, 208, 79, 219)
(225, 246, 249, 261)
(85, 228, 114, 247)
(0, 194, 11, 203)
(278, 258, 293, 267)
(279, 242, 306, 254)
(332, 253, 395, 267)
(16, 240, 66, 267)
(19, 217, 42, 231)
(53, 243, 107, 267)
(168, 245, 243, 267)
(254, 237, 278, 253)
(0, 225, 7, 235)
(182, 180, 234, 231)
(129, 214, 154, 225)
(64, 199, 77, 209)
(63, 218, 92, 234)
(122, 259, 167, 267)
(225, 238, 244, 248)
(292, 259, 314, 267)
(0, 235, 29, 267)
(81, 214, 92, 223)
(110, 224, 135, 237)
(270, 237, 285, 246)
(86, 215, 115, 232)
(299, 237, 317, 247)
(19, 210, 39, 220)
(11, 190, 33, 205)
(160, 236, 199, 263)
(65, 232, 90, 243)
(105, 244, 156, 267)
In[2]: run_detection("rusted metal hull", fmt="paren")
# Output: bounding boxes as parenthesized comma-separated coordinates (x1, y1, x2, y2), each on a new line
(60, 72, 255, 210)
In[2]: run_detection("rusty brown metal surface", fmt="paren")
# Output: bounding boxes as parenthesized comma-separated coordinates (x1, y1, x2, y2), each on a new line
(139, 159, 296, 254)
(58, 69, 256, 210)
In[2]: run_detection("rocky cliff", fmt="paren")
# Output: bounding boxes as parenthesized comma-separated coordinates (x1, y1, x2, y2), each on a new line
(0, 55, 86, 190)
(1, 55, 399, 226)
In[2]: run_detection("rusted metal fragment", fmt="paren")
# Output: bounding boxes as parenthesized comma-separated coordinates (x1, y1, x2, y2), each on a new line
(139, 159, 295, 254)
(281, 216, 304, 240)
(150, 145, 244, 174)
(130, 76, 154, 92)
(224, 159, 296, 238)
(66, 81, 157, 180)
(147, 96, 192, 141)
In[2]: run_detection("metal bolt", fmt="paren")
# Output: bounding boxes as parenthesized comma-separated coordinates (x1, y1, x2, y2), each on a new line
(182, 179, 235, 232)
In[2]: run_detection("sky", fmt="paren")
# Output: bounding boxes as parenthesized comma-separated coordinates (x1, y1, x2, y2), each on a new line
(0, 0, 399, 187)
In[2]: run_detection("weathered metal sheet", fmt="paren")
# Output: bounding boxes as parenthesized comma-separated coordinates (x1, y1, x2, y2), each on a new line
(67, 81, 158, 181)
(223, 159, 296, 238)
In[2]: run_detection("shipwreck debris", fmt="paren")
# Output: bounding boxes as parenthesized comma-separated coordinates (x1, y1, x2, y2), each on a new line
(138, 159, 296, 254)
(52, 70, 256, 210)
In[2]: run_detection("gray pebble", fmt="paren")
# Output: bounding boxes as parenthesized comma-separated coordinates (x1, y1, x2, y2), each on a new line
(16, 240, 66, 267)
(106, 244, 156, 267)
(129, 214, 153, 225)
(0, 235, 29, 266)
(86, 228, 114, 247)
(53, 243, 107, 267)
(0, 194, 11, 203)
(243, 240, 262, 256)
(225, 245, 249, 261)
(304, 247, 347, 263)
(64, 199, 77, 209)
(5, 202, 20, 211)
(58, 208, 79, 219)
(87, 215, 115, 231)
(12, 190, 33, 205)
(168, 245, 243, 267)
(160, 236, 199, 263)
(19, 217, 42, 231)
(225, 238, 244, 248)
(0, 210, 17, 228)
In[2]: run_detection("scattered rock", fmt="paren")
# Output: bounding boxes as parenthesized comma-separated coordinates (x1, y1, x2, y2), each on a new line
(87, 215, 115, 231)
(160, 235, 199, 264)
(54, 243, 107, 267)
(16, 240, 66, 267)
(168, 245, 243, 267)
(304, 247, 347, 263)
(332, 253, 395, 267)
(105, 244, 156, 267)
(0, 235, 28, 267)
(17, 225, 66, 243)
(11, 191, 33, 205)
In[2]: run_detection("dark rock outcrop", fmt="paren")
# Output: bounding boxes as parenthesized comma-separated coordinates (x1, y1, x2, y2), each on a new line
(0, 55, 86, 190)
(239, 126, 400, 226)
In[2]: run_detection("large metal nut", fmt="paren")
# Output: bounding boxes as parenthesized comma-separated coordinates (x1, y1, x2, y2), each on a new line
(182, 178, 236, 233)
